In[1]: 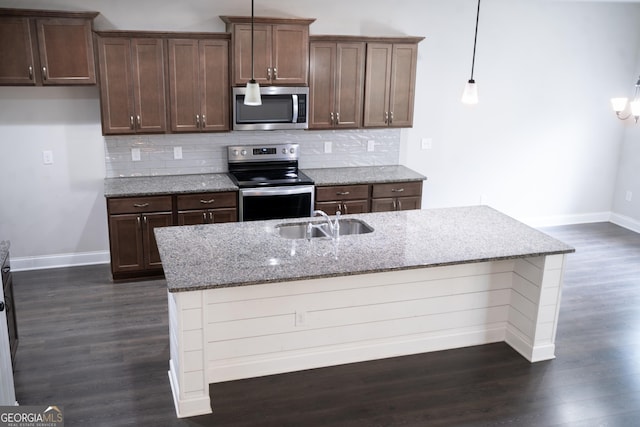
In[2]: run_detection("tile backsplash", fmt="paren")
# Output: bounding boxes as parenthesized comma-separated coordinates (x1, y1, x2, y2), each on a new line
(104, 129, 400, 177)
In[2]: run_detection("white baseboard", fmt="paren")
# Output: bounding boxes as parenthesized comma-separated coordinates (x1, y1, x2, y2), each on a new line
(609, 213, 640, 234)
(11, 250, 110, 272)
(521, 211, 612, 228)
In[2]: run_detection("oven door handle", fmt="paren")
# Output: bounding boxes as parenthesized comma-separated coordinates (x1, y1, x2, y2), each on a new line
(240, 185, 313, 197)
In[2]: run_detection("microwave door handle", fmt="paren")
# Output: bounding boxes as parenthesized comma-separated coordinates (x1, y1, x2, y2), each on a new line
(292, 94, 299, 123)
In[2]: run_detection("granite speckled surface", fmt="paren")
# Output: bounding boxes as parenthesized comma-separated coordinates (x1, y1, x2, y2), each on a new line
(303, 165, 426, 186)
(104, 173, 238, 197)
(0, 241, 9, 266)
(155, 206, 574, 293)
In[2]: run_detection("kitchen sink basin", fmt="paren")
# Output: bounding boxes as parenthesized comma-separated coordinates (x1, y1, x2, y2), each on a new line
(276, 218, 374, 239)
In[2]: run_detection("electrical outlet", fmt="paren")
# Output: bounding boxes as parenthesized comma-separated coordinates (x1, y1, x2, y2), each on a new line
(626, 190, 633, 202)
(42, 150, 53, 165)
(367, 140, 375, 152)
(421, 137, 433, 150)
(174, 146, 183, 160)
(131, 148, 141, 162)
(295, 311, 307, 326)
(324, 141, 332, 153)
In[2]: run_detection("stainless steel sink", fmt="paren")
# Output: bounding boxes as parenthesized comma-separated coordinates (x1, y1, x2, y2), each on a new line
(276, 218, 374, 239)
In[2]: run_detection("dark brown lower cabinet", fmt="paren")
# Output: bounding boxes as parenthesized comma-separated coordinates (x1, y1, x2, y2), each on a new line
(2, 253, 18, 369)
(315, 181, 422, 214)
(370, 181, 423, 212)
(178, 208, 237, 225)
(107, 196, 173, 280)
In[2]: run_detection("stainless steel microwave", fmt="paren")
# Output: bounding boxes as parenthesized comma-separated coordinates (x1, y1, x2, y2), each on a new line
(232, 86, 309, 131)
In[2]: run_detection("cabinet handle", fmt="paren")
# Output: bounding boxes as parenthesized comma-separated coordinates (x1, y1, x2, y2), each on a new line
(267, 68, 272, 80)
(273, 68, 277, 79)
(28, 65, 33, 80)
(200, 199, 215, 204)
(392, 199, 397, 210)
(209, 212, 214, 222)
(42, 66, 47, 80)
(391, 188, 405, 193)
(130, 115, 134, 129)
(330, 112, 334, 124)
(343, 203, 348, 214)
(397, 199, 402, 210)
(384, 111, 389, 124)
(336, 112, 340, 124)
(203, 212, 207, 222)
(336, 191, 350, 196)
(389, 111, 394, 124)
(137, 115, 141, 127)
(136, 216, 141, 229)
(133, 203, 150, 208)
(196, 114, 200, 127)
(143, 215, 148, 226)
(202, 115, 206, 127)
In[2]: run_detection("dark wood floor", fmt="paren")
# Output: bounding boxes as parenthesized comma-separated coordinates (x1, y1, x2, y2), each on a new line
(11, 222, 640, 426)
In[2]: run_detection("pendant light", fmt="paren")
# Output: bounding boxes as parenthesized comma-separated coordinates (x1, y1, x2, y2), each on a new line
(244, 0, 261, 105)
(462, 0, 481, 105)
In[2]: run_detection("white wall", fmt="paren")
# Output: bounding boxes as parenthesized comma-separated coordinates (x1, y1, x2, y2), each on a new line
(0, 0, 639, 268)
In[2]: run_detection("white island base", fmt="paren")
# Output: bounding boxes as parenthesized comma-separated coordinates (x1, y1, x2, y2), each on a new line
(167, 253, 567, 418)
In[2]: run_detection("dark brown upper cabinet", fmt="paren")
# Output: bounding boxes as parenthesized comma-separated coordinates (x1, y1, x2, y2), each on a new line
(309, 38, 365, 129)
(96, 33, 168, 135)
(221, 16, 314, 86)
(168, 36, 230, 133)
(364, 41, 422, 128)
(0, 8, 98, 86)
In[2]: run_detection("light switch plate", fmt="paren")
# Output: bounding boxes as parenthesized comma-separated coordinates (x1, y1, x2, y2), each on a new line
(421, 138, 433, 150)
(42, 150, 53, 165)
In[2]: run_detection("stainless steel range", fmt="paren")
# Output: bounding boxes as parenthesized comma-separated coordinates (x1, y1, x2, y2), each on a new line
(227, 144, 314, 221)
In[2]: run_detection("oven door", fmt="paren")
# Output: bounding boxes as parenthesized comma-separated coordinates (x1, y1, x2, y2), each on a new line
(239, 185, 314, 222)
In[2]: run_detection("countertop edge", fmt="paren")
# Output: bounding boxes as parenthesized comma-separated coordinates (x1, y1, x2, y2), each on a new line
(166, 248, 575, 293)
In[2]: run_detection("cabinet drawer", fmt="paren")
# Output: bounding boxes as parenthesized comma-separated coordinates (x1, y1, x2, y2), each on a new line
(372, 181, 422, 198)
(107, 196, 172, 214)
(316, 184, 369, 201)
(176, 192, 237, 210)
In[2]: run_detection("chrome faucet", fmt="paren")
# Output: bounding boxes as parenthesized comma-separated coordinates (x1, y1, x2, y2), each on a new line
(308, 209, 340, 239)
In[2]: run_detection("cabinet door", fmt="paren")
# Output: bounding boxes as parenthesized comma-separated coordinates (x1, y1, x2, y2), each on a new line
(315, 200, 342, 215)
(108, 213, 144, 273)
(97, 37, 136, 135)
(341, 199, 369, 215)
(131, 38, 167, 133)
(178, 210, 209, 226)
(272, 24, 309, 85)
(309, 42, 336, 129)
(36, 17, 96, 85)
(168, 39, 200, 132)
(142, 212, 173, 269)
(389, 44, 418, 127)
(396, 196, 421, 211)
(210, 208, 238, 223)
(232, 23, 271, 85)
(335, 42, 365, 128)
(363, 43, 392, 127)
(200, 39, 230, 132)
(0, 17, 37, 85)
(370, 198, 396, 213)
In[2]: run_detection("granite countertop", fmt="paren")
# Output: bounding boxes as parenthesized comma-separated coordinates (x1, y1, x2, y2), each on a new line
(303, 165, 426, 186)
(155, 206, 575, 293)
(0, 240, 9, 266)
(104, 173, 238, 197)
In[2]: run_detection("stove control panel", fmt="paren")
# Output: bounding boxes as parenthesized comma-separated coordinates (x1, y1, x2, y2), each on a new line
(228, 143, 299, 163)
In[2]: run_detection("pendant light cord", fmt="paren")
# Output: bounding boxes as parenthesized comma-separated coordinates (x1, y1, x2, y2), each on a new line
(469, 0, 481, 80)
(250, 0, 255, 82)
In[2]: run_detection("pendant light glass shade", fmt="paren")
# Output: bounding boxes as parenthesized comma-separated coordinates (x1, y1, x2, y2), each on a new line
(610, 97, 628, 113)
(244, 80, 262, 105)
(461, 79, 478, 104)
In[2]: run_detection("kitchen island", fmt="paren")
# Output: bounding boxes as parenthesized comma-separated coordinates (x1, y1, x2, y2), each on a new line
(155, 206, 575, 418)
